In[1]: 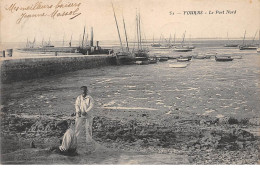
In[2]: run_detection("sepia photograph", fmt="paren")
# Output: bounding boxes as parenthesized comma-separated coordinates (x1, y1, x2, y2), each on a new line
(0, 0, 259, 165)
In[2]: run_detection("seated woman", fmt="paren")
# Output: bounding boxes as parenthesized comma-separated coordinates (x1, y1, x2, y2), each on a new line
(31, 120, 77, 156)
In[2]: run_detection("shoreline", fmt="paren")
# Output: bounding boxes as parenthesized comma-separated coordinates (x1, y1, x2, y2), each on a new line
(1, 54, 116, 83)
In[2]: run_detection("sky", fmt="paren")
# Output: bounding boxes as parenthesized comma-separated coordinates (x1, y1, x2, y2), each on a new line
(1, 0, 260, 42)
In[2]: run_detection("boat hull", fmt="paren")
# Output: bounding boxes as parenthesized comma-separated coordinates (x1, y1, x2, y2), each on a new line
(224, 44, 238, 47)
(115, 52, 135, 65)
(177, 58, 190, 62)
(215, 57, 234, 62)
(239, 45, 258, 50)
(174, 49, 192, 52)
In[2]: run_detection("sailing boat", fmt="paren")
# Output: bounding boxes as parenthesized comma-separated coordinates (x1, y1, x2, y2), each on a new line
(187, 34, 195, 49)
(133, 10, 149, 63)
(173, 31, 192, 52)
(78, 26, 91, 54)
(159, 34, 172, 49)
(239, 30, 258, 50)
(111, 3, 134, 65)
(224, 32, 238, 47)
(44, 36, 54, 47)
(151, 35, 161, 47)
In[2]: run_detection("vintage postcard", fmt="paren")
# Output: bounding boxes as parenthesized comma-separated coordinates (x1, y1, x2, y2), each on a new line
(0, 0, 259, 164)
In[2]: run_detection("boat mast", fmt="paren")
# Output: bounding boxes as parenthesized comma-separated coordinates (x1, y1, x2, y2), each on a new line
(251, 30, 258, 45)
(242, 30, 246, 45)
(112, 3, 124, 52)
(182, 31, 186, 46)
(136, 12, 140, 50)
(69, 34, 72, 47)
(138, 11, 142, 50)
(33, 37, 36, 48)
(90, 27, 94, 46)
(86, 32, 89, 46)
(173, 33, 176, 45)
(26, 38, 29, 47)
(122, 15, 129, 52)
(82, 26, 86, 48)
(48, 36, 50, 45)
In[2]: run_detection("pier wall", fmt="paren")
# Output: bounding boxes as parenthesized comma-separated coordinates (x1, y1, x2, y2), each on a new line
(0, 55, 116, 83)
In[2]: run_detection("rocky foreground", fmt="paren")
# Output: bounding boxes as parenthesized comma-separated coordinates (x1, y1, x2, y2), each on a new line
(1, 112, 259, 164)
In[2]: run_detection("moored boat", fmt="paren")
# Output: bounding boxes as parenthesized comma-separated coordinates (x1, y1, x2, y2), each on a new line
(151, 43, 161, 47)
(112, 3, 135, 65)
(177, 58, 190, 62)
(239, 45, 258, 50)
(148, 57, 158, 64)
(114, 51, 135, 65)
(169, 63, 190, 68)
(173, 46, 192, 52)
(224, 32, 238, 47)
(156, 56, 169, 62)
(215, 55, 234, 62)
(239, 30, 258, 50)
(178, 55, 192, 60)
(224, 44, 238, 47)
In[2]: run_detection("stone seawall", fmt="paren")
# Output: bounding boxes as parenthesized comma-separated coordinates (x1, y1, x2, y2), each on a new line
(0, 55, 116, 83)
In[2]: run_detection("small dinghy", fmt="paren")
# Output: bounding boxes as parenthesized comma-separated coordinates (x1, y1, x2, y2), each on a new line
(215, 55, 234, 62)
(177, 58, 190, 62)
(169, 63, 190, 68)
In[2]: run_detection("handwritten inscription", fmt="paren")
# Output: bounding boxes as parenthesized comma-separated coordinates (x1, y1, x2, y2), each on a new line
(5, 0, 82, 24)
(169, 10, 237, 16)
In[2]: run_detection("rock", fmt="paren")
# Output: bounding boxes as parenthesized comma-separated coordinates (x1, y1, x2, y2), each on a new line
(142, 114, 147, 117)
(30, 141, 36, 148)
(200, 119, 206, 125)
(248, 118, 260, 125)
(233, 129, 255, 141)
(218, 117, 230, 124)
(228, 117, 239, 124)
(236, 141, 244, 149)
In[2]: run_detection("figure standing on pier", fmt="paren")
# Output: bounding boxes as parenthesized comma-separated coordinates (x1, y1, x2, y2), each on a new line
(75, 86, 94, 152)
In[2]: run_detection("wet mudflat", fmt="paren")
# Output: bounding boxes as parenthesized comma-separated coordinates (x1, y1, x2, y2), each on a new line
(1, 47, 260, 164)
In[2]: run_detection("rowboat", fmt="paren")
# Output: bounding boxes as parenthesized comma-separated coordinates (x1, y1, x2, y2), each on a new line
(239, 45, 258, 50)
(157, 57, 169, 62)
(177, 58, 190, 62)
(169, 63, 190, 68)
(215, 55, 233, 62)
(177, 55, 192, 60)
(173, 46, 192, 52)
